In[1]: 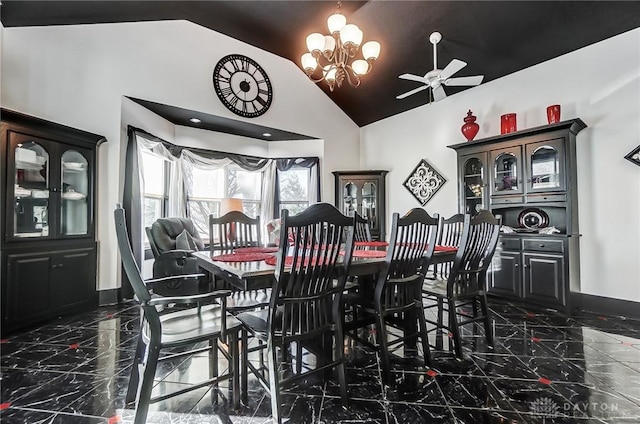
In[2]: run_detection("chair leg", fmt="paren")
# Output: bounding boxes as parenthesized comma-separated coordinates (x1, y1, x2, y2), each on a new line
(334, 325, 349, 406)
(267, 338, 282, 424)
(416, 304, 432, 368)
(436, 297, 444, 351)
(448, 299, 463, 359)
(126, 333, 145, 404)
(375, 312, 391, 385)
(241, 329, 248, 405)
(210, 338, 219, 403)
(134, 345, 160, 424)
(480, 293, 494, 348)
(230, 331, 240, 410)
(295, 341, 303, 374)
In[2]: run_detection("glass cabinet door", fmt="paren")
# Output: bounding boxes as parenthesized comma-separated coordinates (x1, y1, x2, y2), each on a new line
(526, 138, 566, 193)
(492, 151, 521, 194)
(60, 150, 89, 236)
(361, 181, 378, 231)
(12, 138, 50, 238)
(342, 182, 358, 216)
(462, 156, 486, 214)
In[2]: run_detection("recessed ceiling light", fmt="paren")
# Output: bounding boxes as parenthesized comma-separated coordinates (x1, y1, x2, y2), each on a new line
(190, 118, 201, 123)
(263, 133, 272, 137)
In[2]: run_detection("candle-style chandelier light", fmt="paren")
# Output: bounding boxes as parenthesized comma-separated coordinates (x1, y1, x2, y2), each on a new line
(300, 1, 381, 91)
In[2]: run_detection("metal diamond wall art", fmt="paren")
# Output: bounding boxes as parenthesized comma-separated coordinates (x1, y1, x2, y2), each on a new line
(624, 145, 640, 167)
(403, 159, 446, 205)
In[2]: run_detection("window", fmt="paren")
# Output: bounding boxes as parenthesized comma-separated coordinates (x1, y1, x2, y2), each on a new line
(278, 168, 310, 216)
(140, 149, 169, 236)
(186, 165, 262, 239)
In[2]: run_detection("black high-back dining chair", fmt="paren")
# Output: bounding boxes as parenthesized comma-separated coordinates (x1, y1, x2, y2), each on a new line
(209, 210, 261, 253)
(345, 208, 439, 384)
(354, 212, 372, 242)
(236, 203, 356, 423)
(208, 211, 271, 312)
(423, 210, 501, 358)
(114, 205, 242, 424)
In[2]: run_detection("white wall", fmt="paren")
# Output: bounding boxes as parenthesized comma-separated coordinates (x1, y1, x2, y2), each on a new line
(361, 28, 640, 302)
(1, 20, 360, 291)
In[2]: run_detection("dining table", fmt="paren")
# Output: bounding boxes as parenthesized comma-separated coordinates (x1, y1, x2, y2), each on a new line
(193, 247, 457, 291)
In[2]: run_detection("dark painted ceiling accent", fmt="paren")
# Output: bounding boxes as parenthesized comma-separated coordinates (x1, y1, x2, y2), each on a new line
(3, 1, 640, 129)
(127, 97, 317, 142)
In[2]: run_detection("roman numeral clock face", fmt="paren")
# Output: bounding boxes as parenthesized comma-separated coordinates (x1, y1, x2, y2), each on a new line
(212, 54, 273, 118)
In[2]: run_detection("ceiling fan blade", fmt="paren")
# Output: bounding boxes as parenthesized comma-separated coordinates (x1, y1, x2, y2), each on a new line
(396, 85, 429, 100)
(399, 73, 429, 84)
(438, 59, 467, 81)
(444, 75, 484, 87)
(432, 85, 446, 102)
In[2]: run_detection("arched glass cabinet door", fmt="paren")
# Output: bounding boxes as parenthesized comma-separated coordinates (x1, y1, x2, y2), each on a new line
(462, 155, 486, 214)
(60, 150, 89, 236)
(343, 182, 358, 216)
(493, 152, 520, 193)
(12, 139, 50, 238)
(525, 138, 566, 193)
(361, 181, 378, 230)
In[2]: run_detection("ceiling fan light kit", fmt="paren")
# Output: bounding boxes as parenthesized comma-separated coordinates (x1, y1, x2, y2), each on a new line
(397, 31, 484, 102)
(301, 1, 380, 91)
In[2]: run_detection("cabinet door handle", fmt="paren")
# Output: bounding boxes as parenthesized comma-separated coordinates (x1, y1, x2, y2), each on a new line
(514, 264, 519, 267)
(524, 264, 529, 268)
(539, 244, 545, 248)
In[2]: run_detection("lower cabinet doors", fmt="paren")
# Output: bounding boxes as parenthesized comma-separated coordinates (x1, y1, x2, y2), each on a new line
(523, 253, 566, 307)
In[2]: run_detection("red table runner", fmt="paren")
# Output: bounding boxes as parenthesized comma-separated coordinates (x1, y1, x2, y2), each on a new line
(233, 247, 279, 254)
(211, 252, 275, 262)
(355, 241, 389, 248)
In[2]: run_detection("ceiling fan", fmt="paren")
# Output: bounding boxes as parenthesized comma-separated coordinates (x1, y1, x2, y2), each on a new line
(397, 32, 484, 102)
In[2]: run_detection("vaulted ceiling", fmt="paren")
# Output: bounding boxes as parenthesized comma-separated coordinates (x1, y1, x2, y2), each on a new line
(3, 1, 639, 131)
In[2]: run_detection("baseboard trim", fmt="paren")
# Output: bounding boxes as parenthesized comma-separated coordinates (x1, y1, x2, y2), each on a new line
(98, 289, 119, 306)
(571, 292, 640, 320)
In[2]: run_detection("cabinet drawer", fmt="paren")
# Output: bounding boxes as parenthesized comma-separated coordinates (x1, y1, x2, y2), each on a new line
(491, 196, 524, 205)
(526, 193, 567, 203)
(498, 237, 521, 250)
(522, 238, 564, 253)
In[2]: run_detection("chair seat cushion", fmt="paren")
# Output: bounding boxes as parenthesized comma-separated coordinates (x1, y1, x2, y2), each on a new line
(236, 307, 286, 337)
(152, 304, 241, 346)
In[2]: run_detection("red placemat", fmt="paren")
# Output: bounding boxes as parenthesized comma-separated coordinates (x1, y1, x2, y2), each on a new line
(233, 247, 279, 254)
(264, 256, 331, 266)
(435, 245, 457, 252)
(340, 250, 387, 258)
(211, 252, 275, 262)
(355, 241, 389, 248)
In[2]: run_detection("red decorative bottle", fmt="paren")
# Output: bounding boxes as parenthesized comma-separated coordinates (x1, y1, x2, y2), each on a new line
(461, 110, 480, 141)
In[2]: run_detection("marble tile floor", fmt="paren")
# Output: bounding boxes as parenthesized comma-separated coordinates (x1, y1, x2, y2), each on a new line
(1, 300, 640, 424)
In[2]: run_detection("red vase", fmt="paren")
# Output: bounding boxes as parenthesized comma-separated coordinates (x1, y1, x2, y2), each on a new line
(501, 113, 517, 134)
(461, 110, 480, 141)
(547, 104, 561, 124)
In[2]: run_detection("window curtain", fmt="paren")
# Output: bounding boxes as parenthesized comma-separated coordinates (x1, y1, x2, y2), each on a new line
(274, 157, 321, 216)
(180, 148, 272, 236)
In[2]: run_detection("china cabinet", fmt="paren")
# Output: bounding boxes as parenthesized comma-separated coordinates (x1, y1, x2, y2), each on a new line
(1, 109, 106, 335)
(449, 119, 586, 313)
(333, 171, 387, 240)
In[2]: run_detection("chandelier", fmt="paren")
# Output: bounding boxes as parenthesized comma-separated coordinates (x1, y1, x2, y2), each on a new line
(300, 2, 380, 91)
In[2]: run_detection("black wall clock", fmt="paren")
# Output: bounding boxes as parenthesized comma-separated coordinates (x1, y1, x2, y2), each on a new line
(212, 54, 273, 118)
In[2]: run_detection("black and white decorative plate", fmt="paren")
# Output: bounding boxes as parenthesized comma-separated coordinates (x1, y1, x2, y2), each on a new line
(518, 208, 549, 229)
(403, 159, 446, 206)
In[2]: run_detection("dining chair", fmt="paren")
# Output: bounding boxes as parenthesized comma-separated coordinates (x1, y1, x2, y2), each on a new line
(423, 213, 466, 349)
(209, 210, 262, 252)
(345, 208, 439, 384)
(422, 210, 501, 358)
(236, 203, 356, 423)
(114, 205, 242, 424)
(209, 211, 271, 312)
(354, 212, 373, 242)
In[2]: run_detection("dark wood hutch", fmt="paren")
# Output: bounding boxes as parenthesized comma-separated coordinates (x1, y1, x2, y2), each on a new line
(448, 119, 586, 313)
(1, 109, 106, 335)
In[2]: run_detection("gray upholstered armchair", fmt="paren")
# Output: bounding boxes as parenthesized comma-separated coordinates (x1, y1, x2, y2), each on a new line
(146, 217, 209, 295)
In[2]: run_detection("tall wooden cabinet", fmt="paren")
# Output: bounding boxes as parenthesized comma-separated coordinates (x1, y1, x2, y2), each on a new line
(448, 119, 586, 313)
(1, 109, 106, 335)
(333, 171, 387, 240)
